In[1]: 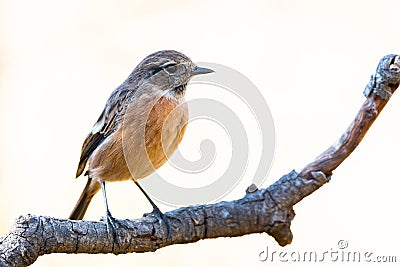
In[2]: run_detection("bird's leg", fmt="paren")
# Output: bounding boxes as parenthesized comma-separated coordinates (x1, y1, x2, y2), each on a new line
(134, 180, 172, 241)
(100, 181, 119, 246)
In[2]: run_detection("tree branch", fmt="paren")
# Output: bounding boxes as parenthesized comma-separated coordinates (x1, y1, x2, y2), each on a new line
(1, 54, 399, 267)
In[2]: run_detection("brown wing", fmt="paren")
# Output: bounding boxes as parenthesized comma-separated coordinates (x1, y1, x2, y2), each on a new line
(75, 86, 132, 177)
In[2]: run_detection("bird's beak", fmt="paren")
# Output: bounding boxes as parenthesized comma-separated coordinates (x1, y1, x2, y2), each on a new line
(191, 66, 214, 76)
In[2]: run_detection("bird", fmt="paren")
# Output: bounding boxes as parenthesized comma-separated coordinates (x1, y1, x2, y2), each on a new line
(69, 50, 214, 241)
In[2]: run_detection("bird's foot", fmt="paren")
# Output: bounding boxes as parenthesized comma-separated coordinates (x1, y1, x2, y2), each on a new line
(102, 211, 120, 248)
(144, 207, 172, 242)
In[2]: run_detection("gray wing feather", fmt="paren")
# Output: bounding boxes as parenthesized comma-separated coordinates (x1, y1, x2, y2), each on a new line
(75, 86, 132, 177)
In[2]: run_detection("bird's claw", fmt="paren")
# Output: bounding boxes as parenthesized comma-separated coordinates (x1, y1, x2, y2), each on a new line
(102, 212, 120, 248)
(144, 208, 173, 242)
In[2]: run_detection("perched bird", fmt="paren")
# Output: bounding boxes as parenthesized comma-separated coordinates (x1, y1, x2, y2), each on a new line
(69, 50, 214, 240)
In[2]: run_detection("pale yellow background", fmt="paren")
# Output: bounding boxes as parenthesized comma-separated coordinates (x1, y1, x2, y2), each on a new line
(1, 0, 400, 266)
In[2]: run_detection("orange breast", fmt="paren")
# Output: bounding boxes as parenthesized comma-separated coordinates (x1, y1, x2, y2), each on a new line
(145, 95, 188, 171)
(88, 92, 188, 182)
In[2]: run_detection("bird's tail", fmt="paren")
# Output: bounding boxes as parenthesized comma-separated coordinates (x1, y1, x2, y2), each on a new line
(69, 178, 101, 220)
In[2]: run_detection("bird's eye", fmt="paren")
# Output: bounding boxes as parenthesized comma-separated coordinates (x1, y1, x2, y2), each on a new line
(164, 64, 177, 73)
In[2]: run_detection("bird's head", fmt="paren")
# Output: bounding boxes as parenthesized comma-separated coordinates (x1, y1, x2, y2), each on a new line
(130, 50, 214, 97)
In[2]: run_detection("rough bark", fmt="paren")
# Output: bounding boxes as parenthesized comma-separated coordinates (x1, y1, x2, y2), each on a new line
(1, 54, 399, 267)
